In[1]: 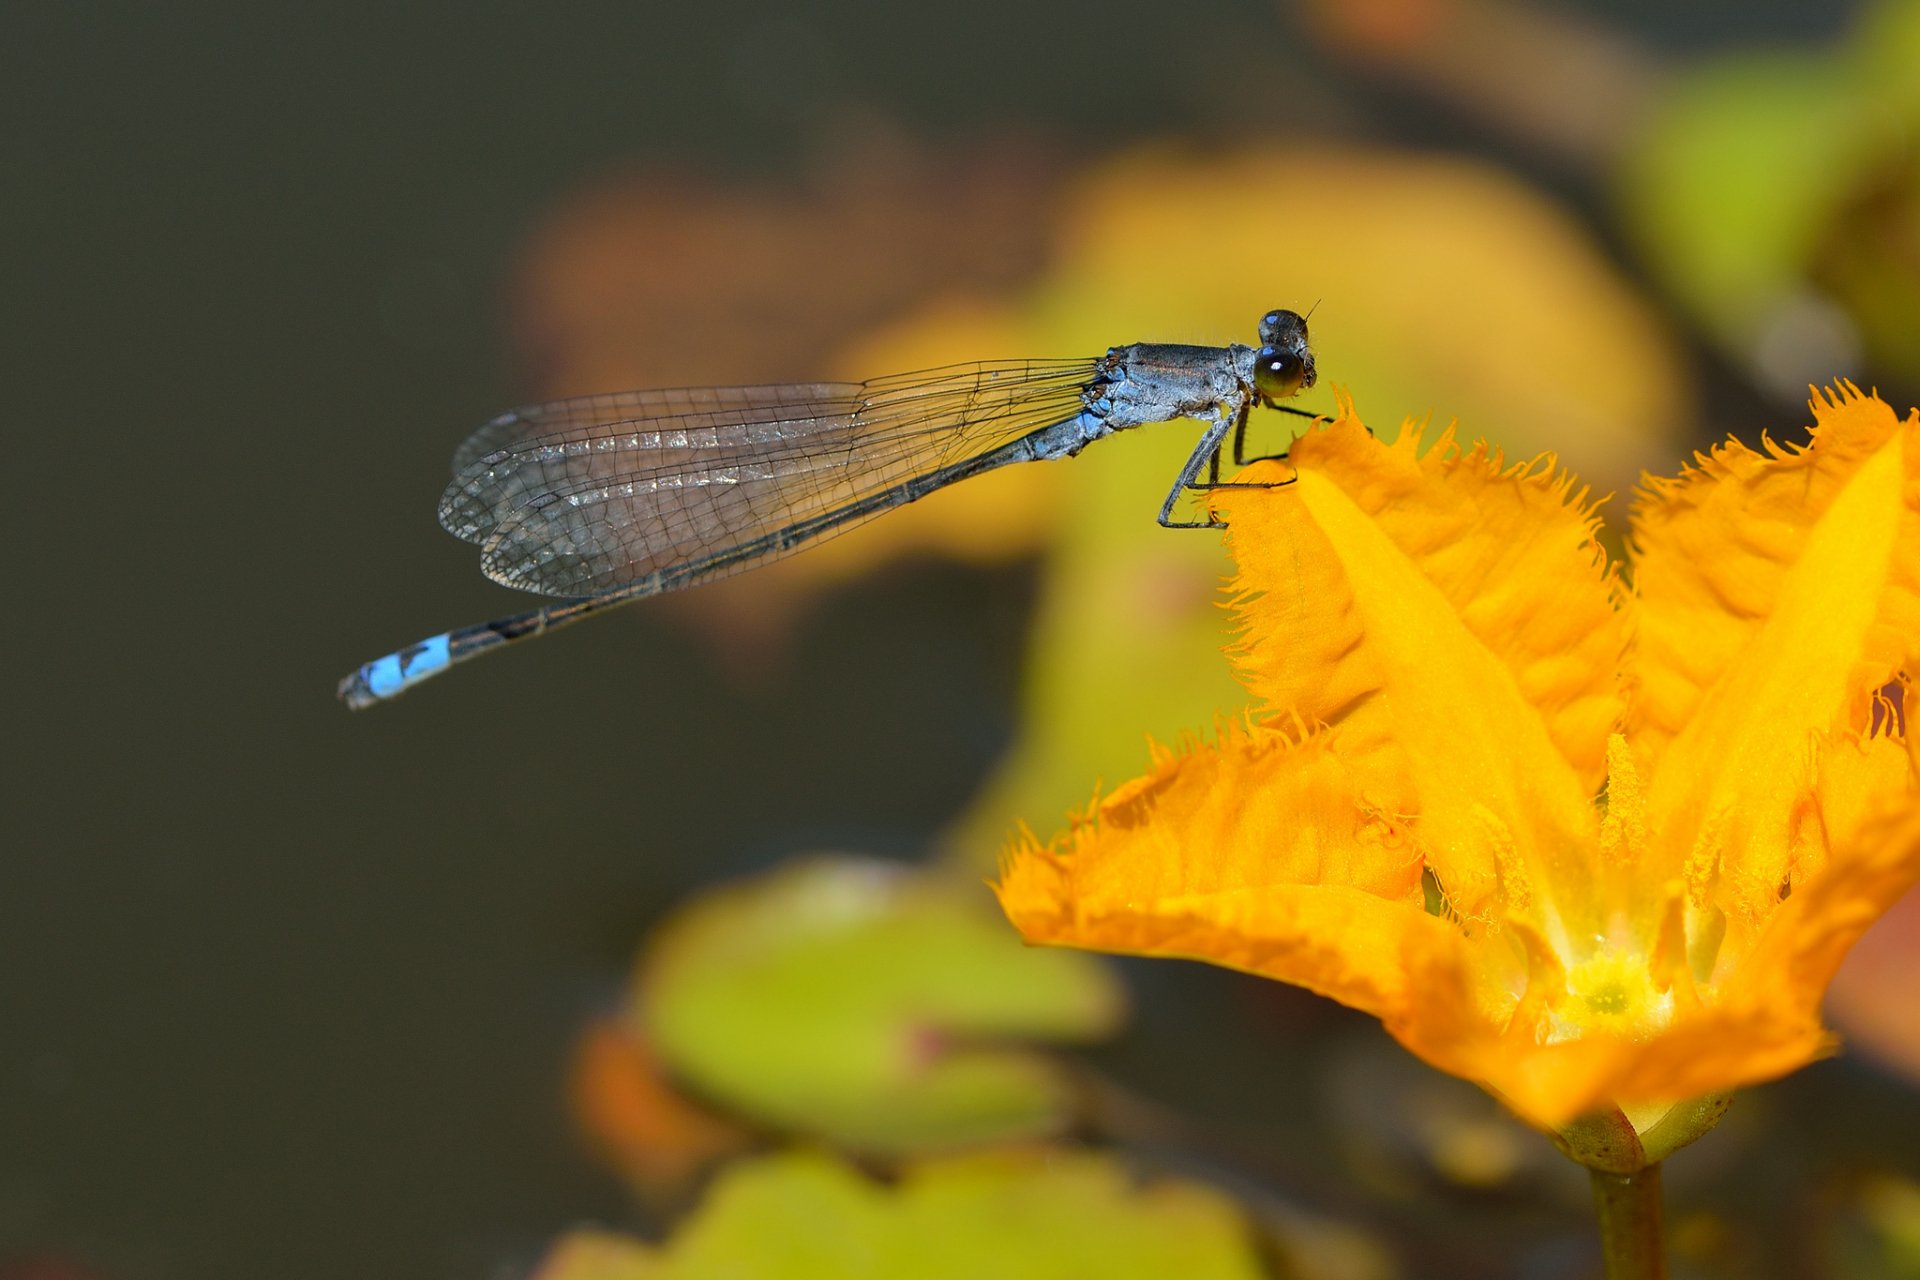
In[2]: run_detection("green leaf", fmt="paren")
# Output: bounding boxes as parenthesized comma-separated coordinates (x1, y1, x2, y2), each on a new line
(544, 1149, 1269, 1280)
(1619, 53, 1866, 340)
(642, 857, 1123, 1154)
(1617, 0, 1920, 377)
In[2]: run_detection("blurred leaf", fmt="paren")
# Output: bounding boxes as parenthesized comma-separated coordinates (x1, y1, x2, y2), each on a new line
(640, 857, 1123, 1154)
(1620, 57, 1866, 345)
(535, 1148, 1269, 1280)
(1618, 0, 1920, 388)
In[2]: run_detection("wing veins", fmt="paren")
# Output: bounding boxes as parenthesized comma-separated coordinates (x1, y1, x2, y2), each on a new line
(470, 374, 1096, 597)
(441, 362, 1098, 548)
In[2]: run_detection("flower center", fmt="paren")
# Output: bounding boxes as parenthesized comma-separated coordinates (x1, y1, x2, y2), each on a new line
(1555, 949, 1670, 1041)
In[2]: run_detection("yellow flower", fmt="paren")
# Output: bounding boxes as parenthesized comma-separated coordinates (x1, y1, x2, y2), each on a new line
(997, 386, 1920, 1131)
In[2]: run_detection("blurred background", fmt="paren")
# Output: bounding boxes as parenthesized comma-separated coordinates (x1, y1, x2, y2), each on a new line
(5, 1, 1920, 1277)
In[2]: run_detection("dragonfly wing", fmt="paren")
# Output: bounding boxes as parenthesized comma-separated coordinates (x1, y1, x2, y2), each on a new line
(448, 382, 857, 476)
(446, 361, 1099, 599)
(441, 385, 868, 544)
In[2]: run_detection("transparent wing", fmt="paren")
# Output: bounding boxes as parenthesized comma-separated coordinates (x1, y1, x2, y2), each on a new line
(449, 382, 858, 475)
(438, 360, 1099, 599)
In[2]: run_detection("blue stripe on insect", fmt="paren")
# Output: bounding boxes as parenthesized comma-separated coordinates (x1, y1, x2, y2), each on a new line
(364, 632, 451, 699)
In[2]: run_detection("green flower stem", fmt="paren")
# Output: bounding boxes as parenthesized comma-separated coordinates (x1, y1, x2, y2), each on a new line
(1589, 1163, 1667, 1280)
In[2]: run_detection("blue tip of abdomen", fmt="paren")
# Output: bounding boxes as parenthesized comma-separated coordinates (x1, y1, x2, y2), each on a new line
(338, 632, 451, 709)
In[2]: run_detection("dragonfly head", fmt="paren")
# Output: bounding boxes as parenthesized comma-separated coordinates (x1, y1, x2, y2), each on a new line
(1252, 308, 1316, 406)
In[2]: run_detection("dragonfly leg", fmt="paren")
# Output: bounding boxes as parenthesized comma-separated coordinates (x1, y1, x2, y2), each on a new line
(1234, 401, 1321, 465)
(1157, 410, 1237, 530)
(1188, 402, 1299, 510)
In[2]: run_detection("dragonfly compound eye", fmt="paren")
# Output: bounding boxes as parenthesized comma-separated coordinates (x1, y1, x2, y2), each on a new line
(1257, 308, 1308, 347)
(1254, 346, 1309, 402)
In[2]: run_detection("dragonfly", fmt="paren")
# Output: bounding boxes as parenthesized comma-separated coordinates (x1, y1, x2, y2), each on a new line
(338, 307, 1319, 708)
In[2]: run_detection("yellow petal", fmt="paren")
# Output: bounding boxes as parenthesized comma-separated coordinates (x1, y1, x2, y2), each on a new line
(995, 719, 1455, 1019)
(1212, 411, 1614, 924)
(1633, 388, 1920, 929)
(1723, 792, 1920, 1030)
